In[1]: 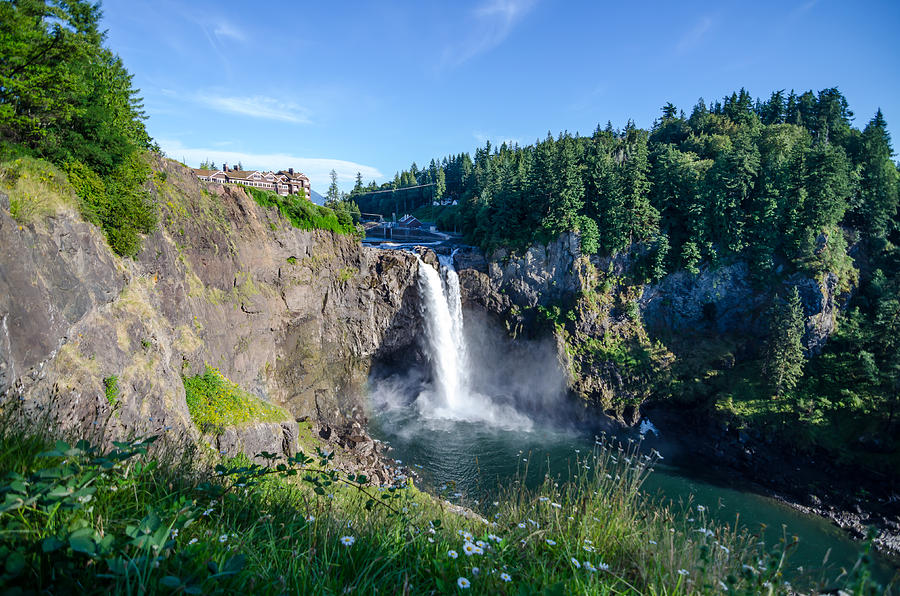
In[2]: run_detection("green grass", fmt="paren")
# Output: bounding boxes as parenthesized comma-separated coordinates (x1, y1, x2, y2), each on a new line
(245, 186, 361, 238)
(0, 156, 78, 223)
(183, 366, 290, 434)
(0, 422, 881, 595)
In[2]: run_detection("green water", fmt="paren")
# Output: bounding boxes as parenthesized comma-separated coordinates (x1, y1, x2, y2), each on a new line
(368, 401, 899, 588)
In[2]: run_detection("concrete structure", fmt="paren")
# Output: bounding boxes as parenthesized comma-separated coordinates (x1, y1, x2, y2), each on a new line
(192, 164, 311, 197)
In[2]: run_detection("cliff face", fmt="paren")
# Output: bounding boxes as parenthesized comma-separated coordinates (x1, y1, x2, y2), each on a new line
(0, 156, 422, 453)
(455, 234, 851, 422)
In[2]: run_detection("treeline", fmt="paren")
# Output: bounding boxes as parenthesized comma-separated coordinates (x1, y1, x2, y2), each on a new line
(374, 89, 897, 283)
(1, 0, 156, 256)
(380, 88, 900, 451)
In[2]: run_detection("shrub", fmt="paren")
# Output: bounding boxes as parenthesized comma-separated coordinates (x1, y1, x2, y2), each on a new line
(183, 366, 289, 434)
(103, 376, 120, 407)
(245, 186, 361, 238)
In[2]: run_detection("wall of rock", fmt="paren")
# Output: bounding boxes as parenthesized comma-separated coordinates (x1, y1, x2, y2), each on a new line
(0, 156, 423, 457)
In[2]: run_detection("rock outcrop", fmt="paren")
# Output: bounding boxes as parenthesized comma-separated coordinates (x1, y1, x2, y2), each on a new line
(454, 234, 851, 420)
(640, 262, 850, 355)
(0, 156, 423, 459)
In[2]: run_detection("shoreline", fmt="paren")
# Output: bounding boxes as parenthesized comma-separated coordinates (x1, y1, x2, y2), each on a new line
(643, 402, 900, 562)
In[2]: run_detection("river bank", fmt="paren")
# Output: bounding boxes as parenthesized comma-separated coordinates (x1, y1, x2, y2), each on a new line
(643, 402, 900, 561)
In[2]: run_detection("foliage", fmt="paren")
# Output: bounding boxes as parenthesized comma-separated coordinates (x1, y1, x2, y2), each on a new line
(245, 186, 361, 239)
(0, 156, 78, 223)
(764, 288, 807, 396)
(0, 427, 874, 594)
(182, 366, 290, 434)
(0, 0, 157, 256)
(103, 375, 120, 407)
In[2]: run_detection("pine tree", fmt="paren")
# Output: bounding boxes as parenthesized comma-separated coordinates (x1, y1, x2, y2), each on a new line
(326, 169, 340, 203)
(853, 110, 899, 240)
(765, 287, 806, 396)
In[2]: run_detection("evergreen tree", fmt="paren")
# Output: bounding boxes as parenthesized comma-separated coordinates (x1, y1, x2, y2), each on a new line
(853, 110, 899, 240)
(765, 287, 806, 396)
(326, 169, 340, 203)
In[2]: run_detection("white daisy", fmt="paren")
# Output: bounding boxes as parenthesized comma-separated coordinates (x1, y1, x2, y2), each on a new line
(340, 536, 355, 547)
(457, 577, 470, 589)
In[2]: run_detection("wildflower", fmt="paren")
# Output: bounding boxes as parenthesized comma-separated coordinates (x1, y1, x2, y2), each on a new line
(719, 580, 729, 591)
(475, 540, 486, 548)
(492, 501, 499, 506)
(584, 561, 596, 572)
(539, 496, 549, 502)
(306, 515, 315, 522)
(500, 572, 511, 582)
(448, 550, 458, 559)
(462, 542, 481, 556)
(720, 544, 730, 554)
(457, 577, 470, 589)
(188, 538, 198, 545)
(488, 533, 502, 543)
(583, 545, 595, 553)
(219, 534, 228, 543)
(202, 508, 213, 516)
(551, 502, 561, 509)
(517, 522, 526, 529)
(571, 557, 581, 568)
(696, 505, 706, 512)
(472, 567, 480, 576)
(596, 562, 609, 571)
(677, 569, 689, 576)
(648, 540, 657, 545)
(545, 539, 556, 546)
(171, 529, 179, 538)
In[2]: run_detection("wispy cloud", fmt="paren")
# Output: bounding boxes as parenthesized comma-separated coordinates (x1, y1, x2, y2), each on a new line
(442, 0, 537, 68)
(195, 94, 312, 124)
(676, 15, 714, 54)
(158, 140, 383, 192)
(213, 21, 246, 43)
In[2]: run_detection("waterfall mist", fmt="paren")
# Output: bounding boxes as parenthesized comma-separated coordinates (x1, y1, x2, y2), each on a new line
(370, 253, 570, 432)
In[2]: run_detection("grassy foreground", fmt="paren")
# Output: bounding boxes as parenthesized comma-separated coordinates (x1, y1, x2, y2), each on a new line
(0, 425, 882, 595)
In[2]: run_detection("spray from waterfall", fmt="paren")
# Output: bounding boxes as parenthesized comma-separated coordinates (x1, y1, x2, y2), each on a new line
(414, 252, 532, 429)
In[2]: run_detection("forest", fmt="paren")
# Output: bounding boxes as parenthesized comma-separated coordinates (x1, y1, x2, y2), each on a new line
(354, 88, 900, 463)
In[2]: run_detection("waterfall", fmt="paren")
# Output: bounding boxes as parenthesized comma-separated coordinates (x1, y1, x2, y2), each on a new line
(414, 252, 532, 429)
(416, 253, 468, 409)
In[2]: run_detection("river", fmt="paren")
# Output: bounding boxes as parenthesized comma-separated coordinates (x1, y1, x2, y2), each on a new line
(367, 251, 899, 589)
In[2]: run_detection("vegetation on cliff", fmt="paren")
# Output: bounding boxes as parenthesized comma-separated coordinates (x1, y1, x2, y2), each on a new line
(0, 425, 880, 594)
(360, 89, 900, 477)
(244, 186, 362, 239)
(0, 0, 156, 256)
(183, 367, 291, 435)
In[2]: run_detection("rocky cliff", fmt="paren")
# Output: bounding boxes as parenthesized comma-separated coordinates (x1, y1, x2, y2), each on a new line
(454, 234, 851, 421)
(0, 155, 423, 458)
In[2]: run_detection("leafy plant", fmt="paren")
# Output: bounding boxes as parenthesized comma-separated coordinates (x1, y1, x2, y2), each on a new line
(103, 375, 120, 407)
(183, 366, 289, 434)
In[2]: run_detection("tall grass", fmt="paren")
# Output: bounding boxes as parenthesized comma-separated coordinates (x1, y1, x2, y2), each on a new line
(0, 421, 884, 594)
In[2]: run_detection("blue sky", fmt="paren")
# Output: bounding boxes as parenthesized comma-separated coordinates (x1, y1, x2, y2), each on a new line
(101, 0, 900, 193)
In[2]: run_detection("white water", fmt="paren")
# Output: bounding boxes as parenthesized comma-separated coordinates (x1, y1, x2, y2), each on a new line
(414, 253, 532, 429)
